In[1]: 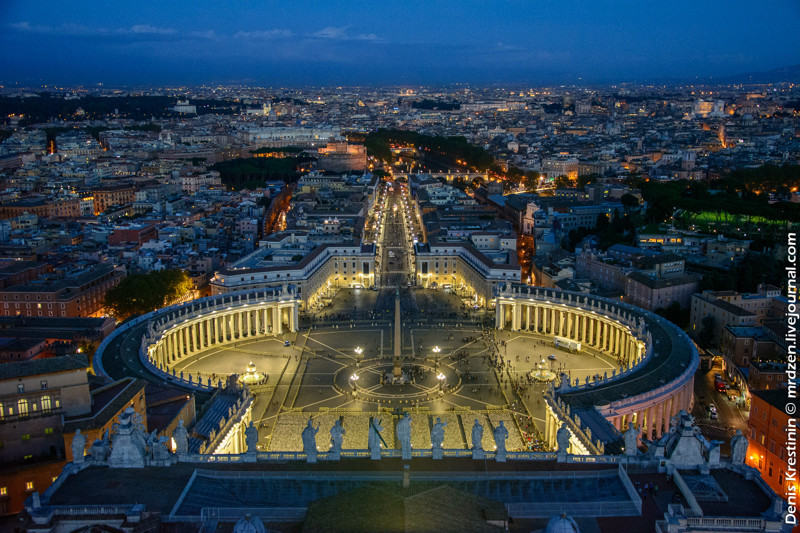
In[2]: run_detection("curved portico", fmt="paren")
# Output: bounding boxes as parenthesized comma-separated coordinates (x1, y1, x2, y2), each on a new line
(494, 285, 698, 451)
(102, 288, 302, 388)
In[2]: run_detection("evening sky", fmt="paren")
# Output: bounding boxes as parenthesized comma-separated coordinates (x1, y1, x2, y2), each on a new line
(2, 0, 799, 86)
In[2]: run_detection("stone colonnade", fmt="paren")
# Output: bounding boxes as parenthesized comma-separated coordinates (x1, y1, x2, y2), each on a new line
(148, 301, 298, 371)
(603, 377, 696, 441)
(495, 298, 643, 369)
(541, 371, 695, 452)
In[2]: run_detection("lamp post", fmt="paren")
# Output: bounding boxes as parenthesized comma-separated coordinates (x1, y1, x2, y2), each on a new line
(437, 372, 446, 391)
(350, 373, 359, 391)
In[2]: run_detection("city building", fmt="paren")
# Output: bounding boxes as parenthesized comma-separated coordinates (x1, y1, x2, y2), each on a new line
(0, 264, 125, 318)
(747, 389, 794, 506)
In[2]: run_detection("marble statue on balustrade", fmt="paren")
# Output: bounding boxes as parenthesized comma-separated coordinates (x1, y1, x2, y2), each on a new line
(245, 421, 259, 454)
(302, 419, 320, 463)
(431, 417, 447, 460)
(731, 430, 748, 465)
(329, 420, 345, 460)
(172, 419, 189, 455)
(471, 419, 485, 460)
(556, 423, 571, 458)
(71, 428, 86, 465)
(368, 418, 384, 460)
(624, 423, 639, 456)
(148, 431, 171, 462)
(493, 421, 509, 462)
(397, 414, 412, 460)
(90, 431, 110, 462)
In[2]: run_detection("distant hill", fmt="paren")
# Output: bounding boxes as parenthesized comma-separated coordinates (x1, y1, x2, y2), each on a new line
(720, 64, 800, 84)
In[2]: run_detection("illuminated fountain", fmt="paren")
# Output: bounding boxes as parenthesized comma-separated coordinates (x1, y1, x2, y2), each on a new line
(238, 361, 265, 386)
(531, 357, 556, 382)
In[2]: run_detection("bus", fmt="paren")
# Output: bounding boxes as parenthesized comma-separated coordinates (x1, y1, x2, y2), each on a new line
(554, 336, 581, 353)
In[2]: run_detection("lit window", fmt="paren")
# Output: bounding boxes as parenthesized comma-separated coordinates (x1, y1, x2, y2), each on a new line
(0, 487, 6, 496)
(25, 481, 34, 491)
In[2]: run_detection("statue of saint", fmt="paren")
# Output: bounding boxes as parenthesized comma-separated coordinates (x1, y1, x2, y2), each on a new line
(493, 421, 509, 461)
(172, 419, 189, 454)
(624, 422, 639, 456)
(368, 418, 384, 459)
(329, 420, 345, 458)
(731, 430, 748, 465)
(152, 436, 170, 461)
(72, 428, 86, 464)
(245, 421, 259, 453)
(556, 423, 571, 454)
(471, 419, 484, 451)
(397, 414, 412, 459)
(431, 417, 447, 450)
(302, 419, 320, 462)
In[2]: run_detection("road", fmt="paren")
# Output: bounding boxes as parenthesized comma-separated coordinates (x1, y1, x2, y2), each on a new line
(691, 361, 750, 452)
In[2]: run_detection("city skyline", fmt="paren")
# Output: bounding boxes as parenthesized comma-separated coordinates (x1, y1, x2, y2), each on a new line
(2, 0, 800, 86)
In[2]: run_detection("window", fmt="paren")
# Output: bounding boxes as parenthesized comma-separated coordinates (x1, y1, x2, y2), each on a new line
(17, 399, 28, 416)
(44, 428, 53, 435)
(41, 395, 51, 411)
(21, 434, 30, 441)
(25, 482, 34, 491)
(17, 384, 24, 393)
(0, 487, 6, 496)
(40, 380, 47, 390)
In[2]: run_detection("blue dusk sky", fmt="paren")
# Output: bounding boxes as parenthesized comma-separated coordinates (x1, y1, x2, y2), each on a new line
(1, 0, 799, 86)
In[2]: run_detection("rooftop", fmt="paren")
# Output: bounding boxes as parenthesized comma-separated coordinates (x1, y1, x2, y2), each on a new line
(0, 353, 88, 381)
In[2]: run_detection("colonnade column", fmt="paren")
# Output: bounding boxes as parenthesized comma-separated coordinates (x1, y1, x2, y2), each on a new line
(651, 402, 660, 438)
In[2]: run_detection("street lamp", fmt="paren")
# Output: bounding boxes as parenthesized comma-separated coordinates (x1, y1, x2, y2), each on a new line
(355, 346, 363, 357)
(350, 373, 359, 390)
(437, 372, 446, 391)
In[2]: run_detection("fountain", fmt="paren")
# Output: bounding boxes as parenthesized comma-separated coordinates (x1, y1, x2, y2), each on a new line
(238, 361, 265, 385)
(531, 357, 556, 382)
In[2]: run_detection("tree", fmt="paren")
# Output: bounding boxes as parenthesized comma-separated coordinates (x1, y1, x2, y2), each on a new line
(105, 269, 193, 320)
(621, 193, 640, 209)
(523, 171, 540, 191)
(553, 175, 571, 189)
(577, 173, 600, 188)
